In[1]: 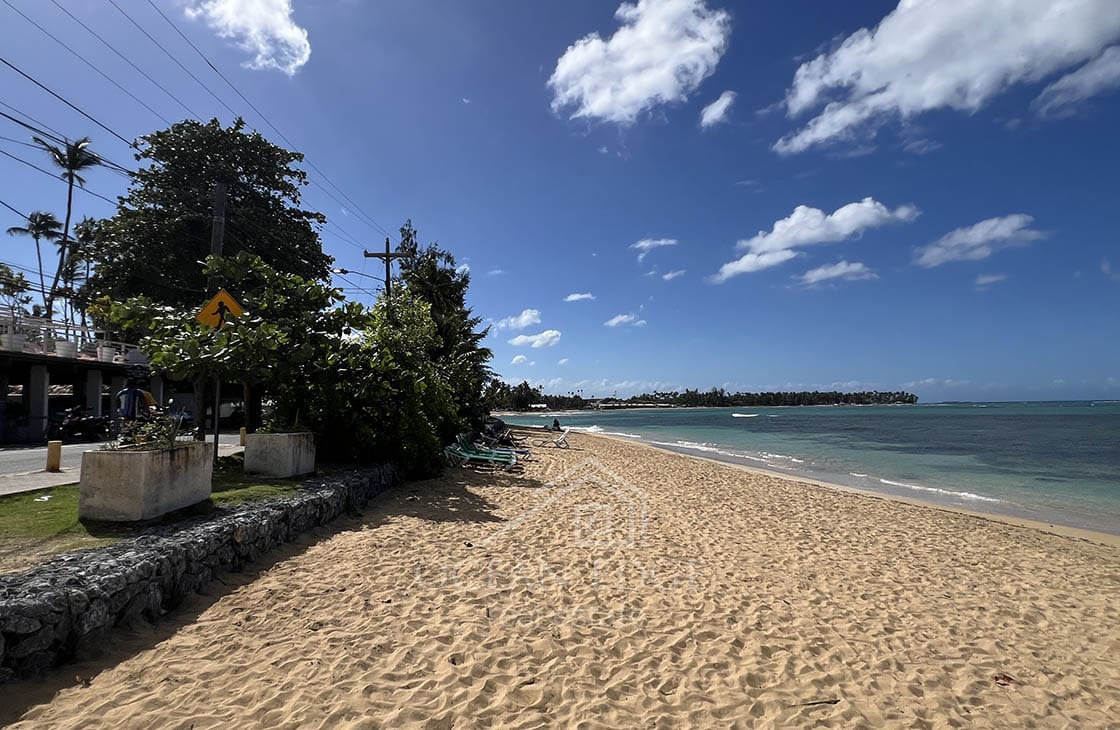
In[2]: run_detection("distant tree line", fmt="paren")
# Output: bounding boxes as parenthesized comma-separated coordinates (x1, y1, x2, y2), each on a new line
(486, 381, 917, 411)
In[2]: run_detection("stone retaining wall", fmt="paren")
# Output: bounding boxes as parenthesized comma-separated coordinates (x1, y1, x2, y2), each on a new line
(0, 465, 400, 683)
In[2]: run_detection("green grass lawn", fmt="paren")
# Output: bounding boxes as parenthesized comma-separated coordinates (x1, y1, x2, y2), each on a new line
(0, 456, 302, 572)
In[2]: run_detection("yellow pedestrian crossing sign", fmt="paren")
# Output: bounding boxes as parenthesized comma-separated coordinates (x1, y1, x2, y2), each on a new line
(196, 288, 245, 328)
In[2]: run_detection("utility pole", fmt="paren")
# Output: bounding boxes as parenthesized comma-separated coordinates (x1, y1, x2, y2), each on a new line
(363, 237, 405, 299)
(208, 182, 227, 463)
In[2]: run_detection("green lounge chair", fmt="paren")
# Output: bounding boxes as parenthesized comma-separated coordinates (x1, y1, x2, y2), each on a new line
(445, 444, 518, 469)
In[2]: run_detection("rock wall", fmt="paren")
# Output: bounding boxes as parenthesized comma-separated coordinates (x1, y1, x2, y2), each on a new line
(0, 465, 399, 683)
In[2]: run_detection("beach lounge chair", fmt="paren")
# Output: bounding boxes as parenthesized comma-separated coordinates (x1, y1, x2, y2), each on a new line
(461, 433, 532, 459)
(531, 428, 570, 449)
(445, 444, 519, 470)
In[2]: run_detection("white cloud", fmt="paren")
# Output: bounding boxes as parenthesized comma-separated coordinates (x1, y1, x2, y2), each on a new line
(461, 97, 471, 105)
(564, 292, 596, 302)
(710, 197, 917, 283)
(184, 0, 311, 76)
(915, 214, 1044, 268)
(508, 330, 562, 348)
(631, 237, 678, 262)
(662, 269, 686, 280)
(604, 313, 646, 327)
(488, 269, 505, 276)
(1102, 260, 1120, 282)
(700, 90, 736, 127)
(798, 260, 877, 285)
(598, 145, 610, 155)
(495, 308, 542, 330)
(975, 273, 1008, 287)
(456, 263, 471, 275)
(548, 0, 732, 125)
(710, 250, 799, 283)
(511, 355, 528, 365)
(775, 0, 1120, 154)
(1033, 45, 1120, 117)
(558, 358, 570, 366)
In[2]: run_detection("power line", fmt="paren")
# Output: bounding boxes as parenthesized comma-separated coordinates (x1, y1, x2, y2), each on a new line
(46, 0, 200, 120)
(0, 55, 133, 147)
(0, 108, 133, 175)
(2, 0, 172, 125)
(0, 197, 27, 219)
(140, 0, 397, 242)
(0, 148, 118, 205)
(104, 0, 239, 121)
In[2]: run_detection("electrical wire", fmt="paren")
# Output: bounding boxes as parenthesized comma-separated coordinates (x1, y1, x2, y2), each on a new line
(104, 0, 239, 120)
(140, 0, 398, 242)
(0, 108, 133, 175)
(0, 56, 133, 147)
(0, 148, 118, 204)
(46, 0, 200, 120)
(2, 0, 172, 125)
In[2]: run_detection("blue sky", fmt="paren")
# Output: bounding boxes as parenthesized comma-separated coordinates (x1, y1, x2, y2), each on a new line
(1, 0, 1118, 402)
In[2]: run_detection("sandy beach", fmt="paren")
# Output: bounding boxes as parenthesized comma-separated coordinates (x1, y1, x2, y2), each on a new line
(3, 431, 1119, 728)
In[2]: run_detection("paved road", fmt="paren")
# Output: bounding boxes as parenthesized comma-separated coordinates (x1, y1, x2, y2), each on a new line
(0, 434, 243, 496)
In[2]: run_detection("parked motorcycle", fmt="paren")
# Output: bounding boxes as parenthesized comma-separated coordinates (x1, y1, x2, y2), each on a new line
(47, 406, 111, 442)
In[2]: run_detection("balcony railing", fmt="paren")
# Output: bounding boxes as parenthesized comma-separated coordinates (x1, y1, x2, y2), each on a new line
(0, 313, 144, 364)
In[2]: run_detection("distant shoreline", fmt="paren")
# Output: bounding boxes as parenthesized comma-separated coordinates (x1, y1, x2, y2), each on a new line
(571, 429, 1120, 548)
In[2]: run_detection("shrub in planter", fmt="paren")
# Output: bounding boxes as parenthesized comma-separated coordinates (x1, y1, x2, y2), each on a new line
(78, 417, 212, 522)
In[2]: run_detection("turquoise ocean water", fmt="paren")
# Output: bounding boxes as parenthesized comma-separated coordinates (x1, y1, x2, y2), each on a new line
(504, 401, 1120, 535)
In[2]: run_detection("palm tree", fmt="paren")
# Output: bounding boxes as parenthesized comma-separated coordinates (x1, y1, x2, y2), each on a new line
(33, 136, 100, 318)
(71, 217, 99, 329)
(6, 211, 62, 312)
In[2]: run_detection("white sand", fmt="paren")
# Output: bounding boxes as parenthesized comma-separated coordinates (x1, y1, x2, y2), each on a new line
(3, 432, 1118, 728)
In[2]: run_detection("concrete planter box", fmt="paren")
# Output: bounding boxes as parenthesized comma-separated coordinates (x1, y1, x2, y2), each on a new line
(244, 432, 316, 478)
(78, 442, 213, 522)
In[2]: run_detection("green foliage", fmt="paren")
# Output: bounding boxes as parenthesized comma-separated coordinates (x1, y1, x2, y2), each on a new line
(395, 220, 492, 436)
(88, 118, 331, 308)
(0, 263, 32, 318)
(275, 294, 457, 477)
(108, 416, 185, 451)
(6, 211, 62, 312)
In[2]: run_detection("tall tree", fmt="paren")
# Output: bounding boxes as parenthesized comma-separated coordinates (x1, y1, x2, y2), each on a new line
(395, 220, 492, 435)
(5, 211, 62, 312)
(89, 118, 331, 308)
(33, 136, 100, 318)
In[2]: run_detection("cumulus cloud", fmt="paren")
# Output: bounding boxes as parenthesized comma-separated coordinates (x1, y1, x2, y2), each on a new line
(775, 0, 1120, 154)
(975, 273, 1008, 288)
(662, 269, 686, 280)
(548, 0, 731, 124)
(508, 330, 562, 348)
(915, 215, 1044, 268)
(184, 0, 311, 75)
(798, 261, 877, 285)
(631, 237, 678, 262)
(604, 313, 646, 327)
(495, 308, 542, 330)
(700, 90, 736, 127)
(511, 355, 528, 365)
(564, 292, 596, 302)
(1033, 45, 1120, 117)
(709, 197, 917, 283)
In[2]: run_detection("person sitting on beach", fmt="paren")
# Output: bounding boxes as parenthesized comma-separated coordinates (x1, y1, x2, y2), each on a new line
(552, 418, 562, 431)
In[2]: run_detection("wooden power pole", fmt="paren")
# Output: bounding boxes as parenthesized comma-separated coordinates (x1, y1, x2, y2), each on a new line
(363, 237, 405, 299)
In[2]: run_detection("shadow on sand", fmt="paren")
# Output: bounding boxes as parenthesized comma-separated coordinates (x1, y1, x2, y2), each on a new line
(0, 465, 550, 725)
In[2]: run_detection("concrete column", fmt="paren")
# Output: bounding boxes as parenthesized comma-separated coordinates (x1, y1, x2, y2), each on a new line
(0, 370, 8, 442)
(29, 364, 49, 440)
(109, 375, 127, 417)
(150, 375, 165, 407)
(85, 370, 103, 416)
